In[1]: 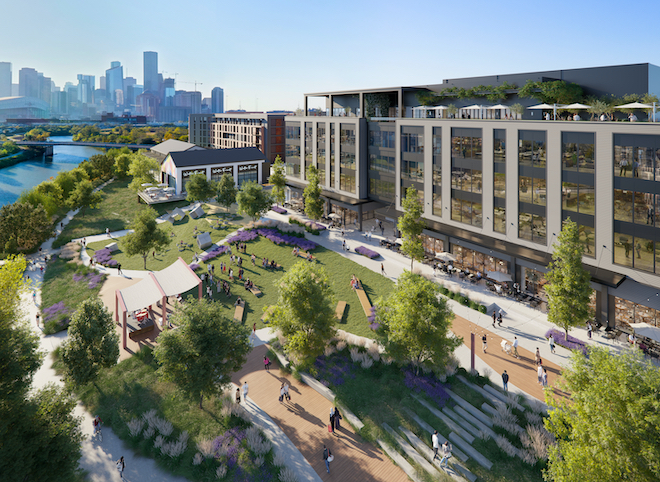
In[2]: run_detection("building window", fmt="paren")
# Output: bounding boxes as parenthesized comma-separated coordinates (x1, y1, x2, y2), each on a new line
(451, 198, 483, 227)
(340, 123, 356, 193)
(494, 207, 506, 233)
(369, 154, 395, 173)
(494, 129, 506, 162)
(401, 131, 424, 153)
(452, 132, 482, 159)
(432, 127, 441, 216)
(305, 122, 313, 174)
(285, 124, 300, 178)
(237, 164, 259, 187)
(369, 130, 395, 148)
(330, 123, 335, 188)
(562, 132, 595, 172)
(494, 173, 506, 198)
(518, 130, 546, 167)
(518, 212, 546, 244)
(369, 178, 394, 201)
(317, 123, 326, 186)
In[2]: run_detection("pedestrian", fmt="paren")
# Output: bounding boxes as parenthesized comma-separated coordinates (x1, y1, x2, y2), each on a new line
(235, 387, 241, 404)
(587, 321, 593, 339)
(439, 440, 452, 468)
(60, 222, 63, 229)
(32, 291, 37, 303)
(381, 263, 386, 276)
(542, 368, 548, 388)
(264, 355, 270, 371)
(502, 370, 509, 391)
(548, 334, 556, 354)
(284, 383, 291, 402)
(323, 445, 332, 473)
(106, 227, 110, 237)
(116, 456, 125, 480)
(117, 263, 122, 275)
(497, 311, 503, 327)
(333, 406, 342, 429)
(482, 333, 488, 353)
(251, 254, 256, 266)
(253, 323, 257, 337)
(207, 286, 212, 298)
(492, 310, 496, 327)
(229, 268, 233, 281)
(538, 363, 544, 384)
(512, 336, 519, 358)
(242, 381, 248, 402)
(432, 430, 440, 460)
(279, 383, 286, 403)
(329, 407, 336, 433)
(152, 250, 156, 258)
(342, 240, 346, 251)
(36, 312, 40, 327)
(535, 347, 541, 365)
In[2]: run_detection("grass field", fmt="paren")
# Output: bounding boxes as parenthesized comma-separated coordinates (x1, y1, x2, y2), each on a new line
(74, 348, 280, 482)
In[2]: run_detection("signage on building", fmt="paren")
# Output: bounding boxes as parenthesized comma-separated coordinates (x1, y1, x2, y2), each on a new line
(211, 166, 234, 176)
(182, 169, 206, 178)
(238, 164, 258, 172)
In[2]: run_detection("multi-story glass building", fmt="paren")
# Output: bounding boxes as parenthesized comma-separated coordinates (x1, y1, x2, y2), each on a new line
(283, 63, 660, 331)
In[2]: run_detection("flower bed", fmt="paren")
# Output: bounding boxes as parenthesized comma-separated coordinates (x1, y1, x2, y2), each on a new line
(43, 301, 71, 325)
(226, 230, 258, 244)
(93, 248, 118, 267)
(255, 228, 318, 252)
(73, 272, 105, 289)
(289, 217, 326, 234)
(313, 353, 357, 387)
(189, 263, 200, 272)
(201, 245, 229, 263)
(271, 205, 287, 214)
(355, 246, 379, 259)
(545, 328, 588, 355)
(402, 366, 451, 409)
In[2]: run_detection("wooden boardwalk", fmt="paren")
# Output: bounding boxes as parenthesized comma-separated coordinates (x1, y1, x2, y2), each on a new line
(451, 315, 570, 401)
(232, 345, 409, 482)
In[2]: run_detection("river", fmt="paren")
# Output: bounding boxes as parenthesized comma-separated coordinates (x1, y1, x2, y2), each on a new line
(0, 136, 102, 207)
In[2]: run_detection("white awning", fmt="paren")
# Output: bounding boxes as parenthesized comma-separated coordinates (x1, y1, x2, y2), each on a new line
(118, 277, 164, 313)
(152, 258, 201, 297)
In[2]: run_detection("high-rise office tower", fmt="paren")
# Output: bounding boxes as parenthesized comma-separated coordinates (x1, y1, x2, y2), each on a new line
(106, 61, 124, 105)
(100, 76, 106, 90)
(143, 51, 158, 94)
(0, 62, 11, 98)
(211, 87, 224, 113)
(76, 74, 95, 104)
(19, 68, 40, 98)
(162, 78, 175, 106)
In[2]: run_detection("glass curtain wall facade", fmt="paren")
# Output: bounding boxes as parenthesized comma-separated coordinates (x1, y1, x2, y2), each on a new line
(340, 123, 356, 193)
(493, 129, 506, 233)
(451, 128, 483, 227)
(401, 126, 425, 203)
(330, 123, 336, 188)
(317, 123, 326, 186)
(433, 127, 442, 216)
(304, 122, 313, 176)
(562, 132, 596, 257)
(518, 130, 547, 243)
(368, 123, 396, 203)
(285, 123, 301, 178)
(613, 134, 660, 272)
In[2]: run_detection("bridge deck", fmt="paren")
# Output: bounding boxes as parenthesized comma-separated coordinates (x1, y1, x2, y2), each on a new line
(15, 140, 146, 150)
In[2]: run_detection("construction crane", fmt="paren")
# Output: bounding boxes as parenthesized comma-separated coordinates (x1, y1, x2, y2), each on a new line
(179, 81, 203, 92)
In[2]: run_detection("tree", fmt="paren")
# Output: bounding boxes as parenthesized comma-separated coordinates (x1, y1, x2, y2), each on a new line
(375, 271, 460, 374)
(398, 186, 425, 271)
(518, 80, 583, 104)
(113, 153, 132, 178)
(304, 165, 324, 221)
(128, 151, 160, 192)
(270, 155, 286, 206)
(66, 179, 103, 216)
(216, 173, 238, 212)
(545, 218, 592, 338)
(186, 172, 217, 204)
(545, 347, 660, 482)
(510, 103, 525, 119)
(122, 207, 171, 269)
(0, 202, 53, 252)
(53, 167, 89, 200)
(154, 299, 251, 408)
(267, 262, 336, 362)
(60, 298, 119, 387)
(236, 180, 273, 222)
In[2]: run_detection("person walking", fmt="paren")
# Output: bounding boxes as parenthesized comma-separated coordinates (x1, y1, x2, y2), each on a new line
(117, 263, 122, 275)
(587, 321, 593, 339)
(235, 387, 241, 404)
(264, 356, 270, 371)
(284, 383, 291, 402)
(116, 456, 125, 480)
(548, 334, 556, 354)
(432, 430, 440, 460)
(381, 263, 386, 276)
(323, 445, 332, 473)
(502, 370, 509, 391)
(497, 311, 503, 327)
(512, 336, 519, 358)
(333, 406, 342, 429)
(279, 383, 286, 403)
(482, 333, 488, 353)
(242, 381, 248, 402)
(329, 407, 336, 433)
(535, 347, 541, 366)
(439, 440, 452, 468)
(537, 363, 544, 385)
(35, 312, 40, 328)
(492, 310, 496, 327)
(542, 368, 548, 388)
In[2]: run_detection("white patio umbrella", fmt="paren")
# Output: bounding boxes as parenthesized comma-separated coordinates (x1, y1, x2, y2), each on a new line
(629, 322, 660, 343)
(328, 213, 341, 219)
(562, 103, 591, 109)
(461, 104, 489, 119)
(486, 104, 509, 119)
(158, 183, 168, 187)
(145, 187, 159, 192)
(615, 102, 652, 109)
(436, 252, 457, 262)
(141, 183, 153, 187)
(165, 187, 175, 192)
(486, 271, 513, 283)
(527, 103, 555, 109)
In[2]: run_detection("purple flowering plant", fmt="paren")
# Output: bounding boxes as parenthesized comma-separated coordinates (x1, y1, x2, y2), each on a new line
(545, 328, 588, 355)
(313, 353, 356, 388)
(402, 366, 451, 409)
(271, 205, 287, 214)
(355, 246, 379, 259)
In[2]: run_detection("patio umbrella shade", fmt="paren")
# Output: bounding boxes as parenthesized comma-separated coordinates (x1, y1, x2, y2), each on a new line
(141, 183, 153, 187)
(487, 104, 509, 110)
(486, 270, 513, 283)
(145, 187, 159, 192)
(629, 322, 660, 343)
(527, 103, 556, 109)
(615, 102, 653, 109)
(562, 103, 591, 109)
(436, 252, 457, 262)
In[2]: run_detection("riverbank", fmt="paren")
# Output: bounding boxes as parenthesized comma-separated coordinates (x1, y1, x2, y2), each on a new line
(0, 147, 44, 169)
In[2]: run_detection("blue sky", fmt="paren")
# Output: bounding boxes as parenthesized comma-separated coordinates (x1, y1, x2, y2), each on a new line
(2, 0, 660, 111)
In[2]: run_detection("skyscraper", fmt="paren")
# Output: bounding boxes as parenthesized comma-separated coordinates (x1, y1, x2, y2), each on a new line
(0, 62, 11, 98)
(143, 51, 158, 94)
(106, 61, 124, 106)
(76, 74, 95, 104)
(211, 87, 224, 113)
(19, 68, 40, 98)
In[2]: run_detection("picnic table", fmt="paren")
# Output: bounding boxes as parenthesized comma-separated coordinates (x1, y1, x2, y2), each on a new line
(249, 285, 262, 297)
(234, 300, 245, 322)
(335, 301, 347, 321)
(354, 279, 372, 317)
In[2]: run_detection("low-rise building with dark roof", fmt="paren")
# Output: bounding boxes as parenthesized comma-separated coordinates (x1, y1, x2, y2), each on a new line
(146, 139, 205, 163)
(160, 147, 266, 195)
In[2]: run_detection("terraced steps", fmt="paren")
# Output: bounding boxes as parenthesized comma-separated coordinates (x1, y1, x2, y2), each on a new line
(411, 393, 475, 444)
(377, 439, 423, 482)
(457, 375, 525, 412)
(453, 405, 497, 440)
(382, 423, 442, 480)
(401, 407, 469, 463)
(442, 407, 482, 439)
(444, 388, 494, 428)
(448, 432, 494, 470)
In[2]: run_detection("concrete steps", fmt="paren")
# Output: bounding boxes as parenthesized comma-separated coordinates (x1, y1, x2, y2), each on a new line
(402, 407, 469, 463)
(482, 384, 520, 409)
(398, 426, 476, 482)
(448, 432, 494, 470)
(444, 388, 494, 428)
(377, 439, 423, 482)
(382, 423, 442, 480)
(480, 403, 525, 435)
(442, 407, 482, 439)
(411, 393, 475, 444)
(457, 375, 525, 412)
(453, 405, 497, 440)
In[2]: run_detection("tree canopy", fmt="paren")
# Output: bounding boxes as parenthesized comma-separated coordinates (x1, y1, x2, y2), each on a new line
(375, 271, 460, 373)
(122, 207, 171, 269)
(267, 262, 336, 363)
(270, 155, 286, 206)
(0, 202, 53, 253)
(545, 218, 592, 337)
(127, 151, 160, 192)
(216, 173, 238, 212)
(304, 165, 324, 221)
(61, 298, 119, 387)
(518, 80, 584, 105)
(66, 179, 103, 216)
(398, 187, 425, 271)
(545, 347, 660, 482)
(236, 180, 272, 222)
(185, 172, 217, 204)
(154, 298, 252, 408)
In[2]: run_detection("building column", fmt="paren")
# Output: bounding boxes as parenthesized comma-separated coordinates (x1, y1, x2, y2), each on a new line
(329, 95, 334, 117)
(304, 96, 309, 116)
(398, 89, 403, 118)
(359, 92, 364, 118)
(358, 204, 363, 232)
(122, 311, 127, 350)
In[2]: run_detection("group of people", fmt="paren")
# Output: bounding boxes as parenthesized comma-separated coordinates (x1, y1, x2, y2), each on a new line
(350, 275, 361, 291)
(535, 347, 549, 387)
(431, 431, 453, 468)
(244, 278, 255, 291)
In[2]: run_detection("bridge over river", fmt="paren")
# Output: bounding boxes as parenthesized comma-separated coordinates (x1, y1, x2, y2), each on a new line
(15, 140, 148, 151)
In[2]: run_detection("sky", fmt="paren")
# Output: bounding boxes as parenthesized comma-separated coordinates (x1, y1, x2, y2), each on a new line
(2, 0, 660, 112)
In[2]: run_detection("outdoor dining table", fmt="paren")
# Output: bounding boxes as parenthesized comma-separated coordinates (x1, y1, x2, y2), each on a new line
(136, 310, 148, 322)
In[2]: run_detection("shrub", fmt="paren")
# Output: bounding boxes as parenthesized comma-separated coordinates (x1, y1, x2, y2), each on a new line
(355, 246, 379, 259)
(544, 328, 588, 355)
(271, 205, 287, 214)
(478, 304, 488, 314)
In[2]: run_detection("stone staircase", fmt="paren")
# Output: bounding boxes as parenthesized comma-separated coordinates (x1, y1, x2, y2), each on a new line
(382, 423, 443, 480)
(457, 375, 525, 412)
(377, 439, 423, 482)
(401, 407, 469, 463)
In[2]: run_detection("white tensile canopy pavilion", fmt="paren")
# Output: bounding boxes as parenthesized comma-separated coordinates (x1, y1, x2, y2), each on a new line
(114, 257, 202, 349)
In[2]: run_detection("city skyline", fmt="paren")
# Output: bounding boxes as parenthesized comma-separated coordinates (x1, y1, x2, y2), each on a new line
(2, 0, 660, 112)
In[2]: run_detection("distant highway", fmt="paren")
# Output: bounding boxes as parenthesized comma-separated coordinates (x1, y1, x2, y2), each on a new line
(15, 140, 148, 150)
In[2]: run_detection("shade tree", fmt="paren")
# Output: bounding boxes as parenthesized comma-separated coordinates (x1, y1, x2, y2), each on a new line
(236, 180, 272, 222)
(304, 165, 324, 221)
(122, 206, 171, 269)
(398, 186, 425, 271)
(216, 173, 238, 212)
(186, 172, 217, 204)
(269, 155, 286, 207)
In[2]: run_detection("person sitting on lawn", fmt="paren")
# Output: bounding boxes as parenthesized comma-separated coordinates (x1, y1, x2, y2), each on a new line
(244, 280, 250, 291)
(235, 297, 243, 307)
(270, 260, 276, 268)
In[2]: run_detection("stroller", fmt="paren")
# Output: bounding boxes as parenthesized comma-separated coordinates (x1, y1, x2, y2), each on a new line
(500, 339, 513, 356)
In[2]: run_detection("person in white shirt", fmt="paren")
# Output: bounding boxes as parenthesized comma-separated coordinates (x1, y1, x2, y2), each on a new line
(242, 381, 248, 402)
(512, 336, 520, 358)
(440, 441, 452, 468)
(538, 364, 544, 384)
(432, 431, 440, 460)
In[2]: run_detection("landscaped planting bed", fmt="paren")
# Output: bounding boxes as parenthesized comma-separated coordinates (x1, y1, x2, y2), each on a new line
(355, 246, 379, 259)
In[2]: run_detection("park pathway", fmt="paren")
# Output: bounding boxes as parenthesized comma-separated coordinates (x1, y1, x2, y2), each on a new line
(232, 344, 409, 482)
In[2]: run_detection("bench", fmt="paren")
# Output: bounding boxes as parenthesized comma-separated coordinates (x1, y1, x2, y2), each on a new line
(335, 301, 347, 321)
(129, 319, 154, 340)
(249, 285, 262, 297)
(354, 279, 372, 316)
(298, 251, 316, 261)
(234, 300, 245, 322)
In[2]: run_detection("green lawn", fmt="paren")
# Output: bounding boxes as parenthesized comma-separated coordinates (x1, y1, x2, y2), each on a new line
(40, 258, 106, 334)
(74, 348, 280, 482)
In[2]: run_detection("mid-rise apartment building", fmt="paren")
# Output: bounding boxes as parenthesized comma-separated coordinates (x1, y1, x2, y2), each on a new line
(283, 63, 660, 332)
